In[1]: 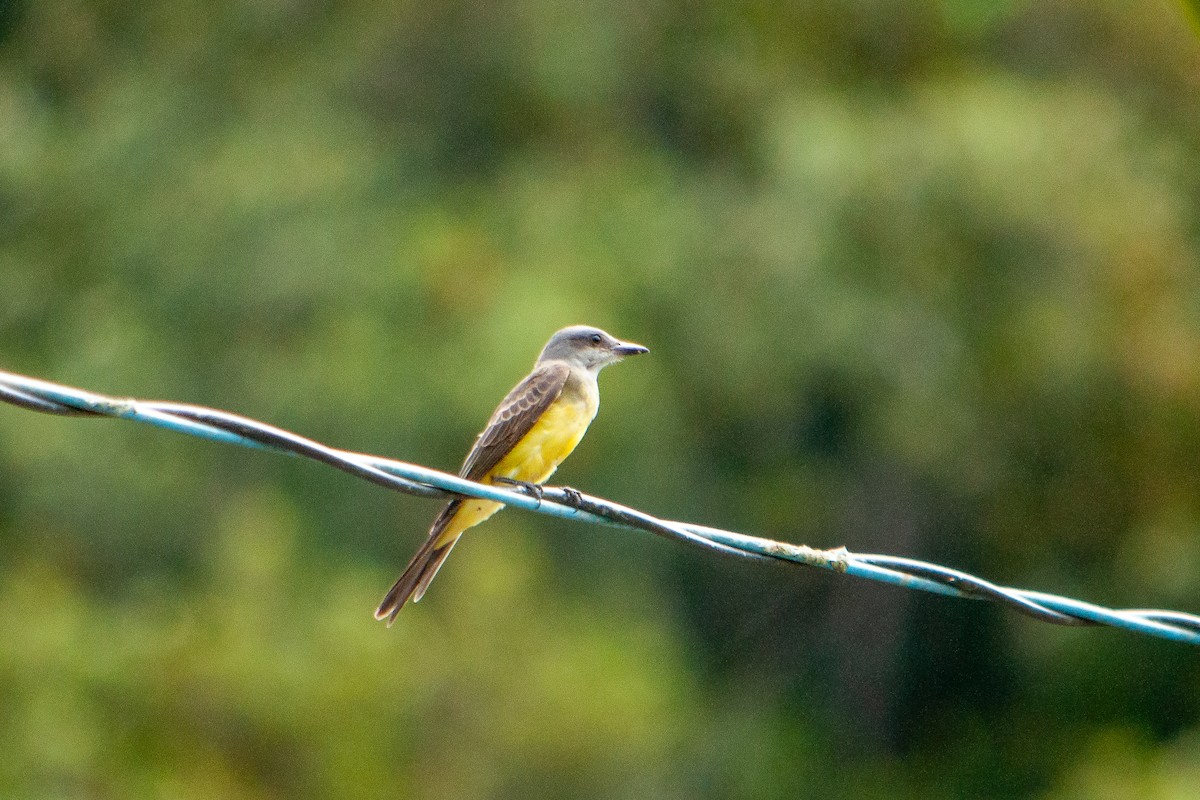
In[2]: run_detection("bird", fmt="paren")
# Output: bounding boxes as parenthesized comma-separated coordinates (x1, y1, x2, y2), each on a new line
(375, 325, 648, 624)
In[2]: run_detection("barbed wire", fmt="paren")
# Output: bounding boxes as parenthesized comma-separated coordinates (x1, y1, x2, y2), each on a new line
(1, 368, 1198, 645)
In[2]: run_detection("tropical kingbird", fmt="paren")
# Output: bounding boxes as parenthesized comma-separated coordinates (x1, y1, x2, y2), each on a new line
(375, 325, 648, 624)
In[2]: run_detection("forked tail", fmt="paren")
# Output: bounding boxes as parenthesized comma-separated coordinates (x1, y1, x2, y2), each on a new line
(375, 499, 462, 626)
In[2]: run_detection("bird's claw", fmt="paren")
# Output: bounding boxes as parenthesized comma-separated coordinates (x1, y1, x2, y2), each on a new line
(559, 486, 584, 508)
(494, 476, 544, 507)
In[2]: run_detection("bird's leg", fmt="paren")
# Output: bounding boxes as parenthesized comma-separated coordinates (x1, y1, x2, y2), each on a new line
(493, 476, 544, 507)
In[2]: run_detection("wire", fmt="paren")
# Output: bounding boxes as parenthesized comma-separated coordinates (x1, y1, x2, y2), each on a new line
(2, 368, 1198, 645)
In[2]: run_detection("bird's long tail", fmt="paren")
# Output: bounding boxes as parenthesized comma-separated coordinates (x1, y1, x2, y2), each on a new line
(375, 499, 462, 626)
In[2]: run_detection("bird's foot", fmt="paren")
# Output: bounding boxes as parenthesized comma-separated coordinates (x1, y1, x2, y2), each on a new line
(558, 486, 584, 508)
(494, 477, 544, 507)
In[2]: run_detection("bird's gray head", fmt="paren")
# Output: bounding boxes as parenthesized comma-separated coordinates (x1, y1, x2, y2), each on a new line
(537, 325, 648, 372)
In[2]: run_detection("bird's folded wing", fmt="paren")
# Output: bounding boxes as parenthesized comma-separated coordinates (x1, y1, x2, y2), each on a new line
(458, 361, 570, 481)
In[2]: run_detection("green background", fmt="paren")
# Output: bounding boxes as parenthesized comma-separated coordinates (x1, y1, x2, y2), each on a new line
(2, 1, 1199, 797)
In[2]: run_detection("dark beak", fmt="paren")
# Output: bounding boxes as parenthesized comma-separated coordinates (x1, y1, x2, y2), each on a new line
(612, 341, 649, 357)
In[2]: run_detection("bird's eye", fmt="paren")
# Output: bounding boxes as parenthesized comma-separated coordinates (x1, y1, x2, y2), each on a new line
(590, 333, 603, 344)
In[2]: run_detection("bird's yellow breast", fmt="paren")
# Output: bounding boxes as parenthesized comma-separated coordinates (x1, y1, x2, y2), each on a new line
(489, 388, 597, 485)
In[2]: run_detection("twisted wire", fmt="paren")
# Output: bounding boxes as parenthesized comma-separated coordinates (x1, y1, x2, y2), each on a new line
(2, 369, 1197, 645)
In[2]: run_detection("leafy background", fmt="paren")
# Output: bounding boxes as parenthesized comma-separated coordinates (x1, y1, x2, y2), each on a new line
(2, 1, 1199, 797)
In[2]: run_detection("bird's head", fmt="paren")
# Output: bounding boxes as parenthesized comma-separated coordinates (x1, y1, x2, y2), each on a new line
(538, 325, 648, 372)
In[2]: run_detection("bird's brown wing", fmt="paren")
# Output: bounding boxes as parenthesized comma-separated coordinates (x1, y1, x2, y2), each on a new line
(458, 360, 571, 481)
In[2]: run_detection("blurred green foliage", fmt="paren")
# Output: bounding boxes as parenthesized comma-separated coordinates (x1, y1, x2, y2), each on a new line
(2, 0, 1200, 797)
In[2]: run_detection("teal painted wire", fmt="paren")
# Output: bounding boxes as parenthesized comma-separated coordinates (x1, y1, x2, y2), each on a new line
(1, 369, 1198, 645)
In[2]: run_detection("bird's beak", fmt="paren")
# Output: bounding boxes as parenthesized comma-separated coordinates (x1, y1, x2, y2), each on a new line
(612, 341, 649, 357)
